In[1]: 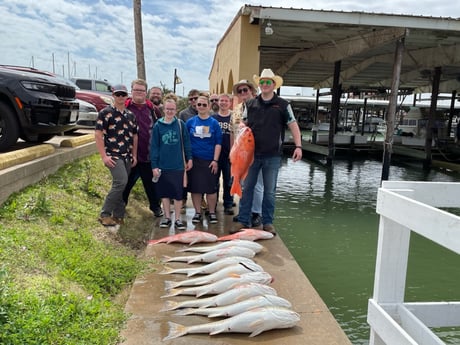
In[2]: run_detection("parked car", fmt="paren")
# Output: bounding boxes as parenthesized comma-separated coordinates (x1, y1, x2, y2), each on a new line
(75, 89, 113, 111)
(75, 99, 98, 128)
(0, 65, 78, 151)
(70, 77, 112, 93)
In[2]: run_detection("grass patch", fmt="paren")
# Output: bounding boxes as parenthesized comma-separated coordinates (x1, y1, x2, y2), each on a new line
(0, 154, 155, 344)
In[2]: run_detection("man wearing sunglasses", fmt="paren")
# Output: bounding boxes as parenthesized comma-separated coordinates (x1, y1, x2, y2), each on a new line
(179, 89, 200, 123)
(95, 84, 138, 227)
(232, 69, 302, 235)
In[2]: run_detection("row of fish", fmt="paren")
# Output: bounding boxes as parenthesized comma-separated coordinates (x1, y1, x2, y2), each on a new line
(157, 238, 300, 341)
(148, 228, 275, 246)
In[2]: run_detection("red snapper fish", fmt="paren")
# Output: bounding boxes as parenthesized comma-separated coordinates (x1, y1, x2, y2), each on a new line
(230, 126, 255, 197)
(218, 229, 275, 242)
(148, 230, 217, 246)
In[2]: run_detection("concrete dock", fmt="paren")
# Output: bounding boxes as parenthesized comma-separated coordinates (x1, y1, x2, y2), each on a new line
(119, 225, 352, 344)
(0, 132, 352, 345)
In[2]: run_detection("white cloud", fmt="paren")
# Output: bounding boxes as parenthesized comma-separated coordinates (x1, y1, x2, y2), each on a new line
(0, 0, 458, 96)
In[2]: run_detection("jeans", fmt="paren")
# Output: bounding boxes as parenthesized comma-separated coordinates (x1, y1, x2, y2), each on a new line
(252, 171, 263, 214)
(217, 156, 234, 209)
(102, 158, 131, 218)
(122, 161, 161, 213)
(238, 155, 281, 226)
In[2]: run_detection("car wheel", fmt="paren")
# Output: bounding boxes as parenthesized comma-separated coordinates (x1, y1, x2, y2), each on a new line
(0, 102, 20, 151)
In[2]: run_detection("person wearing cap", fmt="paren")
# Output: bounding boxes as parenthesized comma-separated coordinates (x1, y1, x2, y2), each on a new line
(232, 69, 302, 235)
(231, 79, 263, 227)
(122, 79, 164, 219)
(95, 84, 138, 227)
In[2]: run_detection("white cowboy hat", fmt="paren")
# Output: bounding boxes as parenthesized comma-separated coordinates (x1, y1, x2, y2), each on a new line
(253, 68, 283, 89)
(232, 79, 257, 95)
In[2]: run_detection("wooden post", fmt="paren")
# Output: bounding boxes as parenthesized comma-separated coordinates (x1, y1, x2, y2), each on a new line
(423, 66, 441, 170)
(133, 0, 146, 80)
(327, 60, 341, 166)
(381, 35, 405, 182)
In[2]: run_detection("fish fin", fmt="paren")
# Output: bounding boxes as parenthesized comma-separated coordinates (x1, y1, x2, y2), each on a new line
(161, 255, 172, 263)
(195, 288, 210, 298)
(229, 273, 241, 278)
(160, 300, 179, 312)
(173, 308, 196, 316)
(162, 321, 188, 341)
(207, 312, 223, 318)
(248, 320, 266, 337)
(160, 288, 181, 298)
(164, 280, 179, 290)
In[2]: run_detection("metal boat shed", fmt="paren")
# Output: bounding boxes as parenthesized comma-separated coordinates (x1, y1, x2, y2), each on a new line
(209, 5, 460, 169)
(210, 5, 460, 95)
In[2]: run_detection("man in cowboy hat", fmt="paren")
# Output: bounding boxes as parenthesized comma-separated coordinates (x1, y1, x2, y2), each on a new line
(232, 69, 302, 235)
(231, 79, 263, 227)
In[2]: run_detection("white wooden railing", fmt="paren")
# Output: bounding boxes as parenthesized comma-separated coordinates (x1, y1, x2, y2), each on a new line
(368, 181, 460, 345)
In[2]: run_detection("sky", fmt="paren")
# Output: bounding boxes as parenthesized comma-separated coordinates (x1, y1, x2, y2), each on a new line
(1, 0, 459, 97)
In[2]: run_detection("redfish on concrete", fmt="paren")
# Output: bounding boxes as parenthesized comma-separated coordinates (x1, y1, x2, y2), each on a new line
(147, 230, 217, 246)
(230, 126, 255, 197)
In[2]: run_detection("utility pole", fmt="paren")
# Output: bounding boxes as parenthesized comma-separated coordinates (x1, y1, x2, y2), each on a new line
(133, 0, 146, 80)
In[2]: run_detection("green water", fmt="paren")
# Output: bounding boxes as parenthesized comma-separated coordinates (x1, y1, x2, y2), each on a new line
(275, 157, 460, 344)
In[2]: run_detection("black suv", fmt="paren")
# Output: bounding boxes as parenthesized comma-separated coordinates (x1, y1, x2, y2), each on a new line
(0, 65, 79, 151)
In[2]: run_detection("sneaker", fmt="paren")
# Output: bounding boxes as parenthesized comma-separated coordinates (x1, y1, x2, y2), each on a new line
(160, 218, 172, 228)
(263, 224, 277, 234)
(251, 213, 262, 227)
(208, 213, 218, 224)
(224, 208, 235, 215)
(98, 216, 116, 226)
(192, 213, 202, 224)
(201, 198, 208, 210)
(112, 217, 124, 225)
(230, 222, 249, 234)
(175, 220, 186, 230)
(154, 208, 164, 217)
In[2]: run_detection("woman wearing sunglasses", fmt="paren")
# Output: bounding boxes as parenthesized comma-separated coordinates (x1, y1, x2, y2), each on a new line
(186, 95, 222, 225)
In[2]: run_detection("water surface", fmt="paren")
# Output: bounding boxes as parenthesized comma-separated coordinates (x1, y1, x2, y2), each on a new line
(275, 157, 460, 344)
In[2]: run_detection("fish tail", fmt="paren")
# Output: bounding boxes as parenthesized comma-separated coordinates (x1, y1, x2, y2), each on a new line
(147, 239, 162, 245)
(164, 280, 178, 290)
(160, 288, 181, 298)
(230, 180, 242, 197)
(173, 308, 195, 316)
(160, 300, 179, 311)
(162, 321, 188, 341)
(161, 255, 172, 263)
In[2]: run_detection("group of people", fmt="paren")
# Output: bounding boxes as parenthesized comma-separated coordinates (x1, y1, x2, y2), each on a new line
(95, 68, 303, 235)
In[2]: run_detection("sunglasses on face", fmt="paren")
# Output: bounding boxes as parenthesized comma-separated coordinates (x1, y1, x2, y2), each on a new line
(189, 96, 198, 101)
(114, 92, 127, 97)
(196, 103, 208, 107)
(259, 79, 273, 86)
(210, 99, 219, 103)
(237, 87, 249, 94)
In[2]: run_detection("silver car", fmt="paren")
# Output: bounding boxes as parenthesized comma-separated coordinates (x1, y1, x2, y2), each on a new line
(76, 99, 98, 128)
